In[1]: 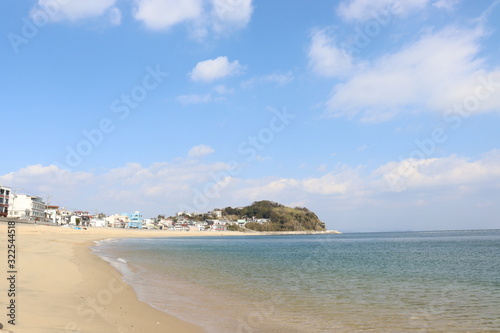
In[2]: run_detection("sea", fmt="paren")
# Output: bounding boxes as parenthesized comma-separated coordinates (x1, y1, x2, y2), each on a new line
(93, 230, 500, 332)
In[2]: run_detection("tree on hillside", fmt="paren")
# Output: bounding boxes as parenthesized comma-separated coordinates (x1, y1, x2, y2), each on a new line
(242, 202, 326, 232)
(241, 200, 283, 219)
(222, 206, 242, 216)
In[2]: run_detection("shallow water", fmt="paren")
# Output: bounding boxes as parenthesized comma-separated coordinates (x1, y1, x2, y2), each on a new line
(94, 230, 500, 332)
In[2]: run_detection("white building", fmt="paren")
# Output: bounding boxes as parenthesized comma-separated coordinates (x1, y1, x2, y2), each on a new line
(210, 224, 227, 231)
(58, 208, 73, 224)
(90, 218, 107, 227)
(8, 194, 46, 221)
(106, 214, 129, 228)
(0, 185, 11, 217)
(45, 205, 62, 224)
(143, 218, 156, 229)
(210, 209, 223, 218)
(158, 217, 173, 229)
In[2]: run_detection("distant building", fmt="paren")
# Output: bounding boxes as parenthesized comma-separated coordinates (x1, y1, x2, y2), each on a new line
(69, 215, 82, 225)
(0, 185, 11, 217)
(90, 218, 107, 227)
(106, 214, 129, 228)
(177, 211, 192, 217)
(70, 211, 91, 226)
(173, 224, 188, 231)
(177, 216, 188, 223)
(45, 205, 60, 224)
(210, 209, 223, 218)
(8, 194, 46, 220)
(157, 217, 173, 229)
(212, 219, 226, 225)
(143, 218, 156, 229)
(210, 224, 227, 231)
(126, 211, 143, 228)
(189, 225, 205, 231)
(58, 208, 73, 224)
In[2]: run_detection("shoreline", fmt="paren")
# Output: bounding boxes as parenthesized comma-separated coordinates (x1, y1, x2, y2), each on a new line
(0, 224, 250, 333)
(259, 229, 342, 235)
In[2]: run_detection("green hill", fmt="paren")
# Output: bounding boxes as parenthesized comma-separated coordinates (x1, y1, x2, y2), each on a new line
(222, 200, 326, 232)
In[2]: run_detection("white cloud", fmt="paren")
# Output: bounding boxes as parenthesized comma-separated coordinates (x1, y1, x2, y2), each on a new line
(303, 174, 352, 195)
(374, 150, 500, 193)
(0, 161, 232, 214)
(188, 144, 215, 158)
(308, 29, 353, 78)
(261, 72, 294, 85)
(133, 0, 202, 30)
(229, 150, 500, 208)
(27, 0, 253, 38)
(233, 167, 360, 203)
(0, 164, 93, 188)
(28, 0, 254, 35)
(211, 0, 253, 33)
(190, 56, 243, 82)
(433, 0, 460, 10)
(132, 0, 253, 36)
(108, 7, 122, 25)
(177, 94, 226, 105)
(31, 0, 120, 23)
(242, 71, 294, 88)
(2, 150, 500, 230)
(325, 26, 500, 122)
(0, 164, 94, 210)
(337, 0, 430, 22)
(317, 164, 328, 173)
(213, 85, 234, 94)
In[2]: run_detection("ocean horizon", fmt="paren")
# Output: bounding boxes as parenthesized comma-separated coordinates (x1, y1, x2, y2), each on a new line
(93, 229, 500, 332)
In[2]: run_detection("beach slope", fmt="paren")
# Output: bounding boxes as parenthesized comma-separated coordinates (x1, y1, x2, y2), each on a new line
(0, 224, 245, 333)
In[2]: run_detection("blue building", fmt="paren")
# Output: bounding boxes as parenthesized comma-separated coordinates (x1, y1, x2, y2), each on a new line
(125, 211, 143, 228)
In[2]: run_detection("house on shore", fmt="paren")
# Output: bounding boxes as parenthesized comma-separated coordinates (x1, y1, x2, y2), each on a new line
(126, 211, 143, 228)
(209, 209, 223, 218)
(0, 185, 11, 217)
(90, 218, 107, 227)
(8, 194, 46, 221)
(106, 214, 129, 228)
(45, 205, 60, 224)
(143, 218, 156, 229)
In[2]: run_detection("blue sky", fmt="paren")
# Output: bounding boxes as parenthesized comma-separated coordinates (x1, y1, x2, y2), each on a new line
(1, 0, 500, 232)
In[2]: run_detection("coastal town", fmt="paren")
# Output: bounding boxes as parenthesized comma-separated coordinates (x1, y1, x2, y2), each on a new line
(0, 184, 268, 231)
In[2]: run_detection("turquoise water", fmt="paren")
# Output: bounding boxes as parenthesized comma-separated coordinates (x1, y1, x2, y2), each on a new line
(94, 230, 500, 332)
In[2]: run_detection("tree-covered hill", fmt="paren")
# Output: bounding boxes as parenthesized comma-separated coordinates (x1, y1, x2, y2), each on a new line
(222, 200, 326, 232)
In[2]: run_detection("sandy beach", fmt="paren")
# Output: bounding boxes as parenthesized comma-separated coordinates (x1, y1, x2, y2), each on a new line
(0, 223, 248, 333)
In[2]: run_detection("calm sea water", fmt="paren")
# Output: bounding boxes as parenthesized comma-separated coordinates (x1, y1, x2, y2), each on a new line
(94, 230, 500, 332)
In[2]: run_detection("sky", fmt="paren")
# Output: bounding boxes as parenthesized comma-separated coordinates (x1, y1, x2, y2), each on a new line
(1, 0, 500, 232)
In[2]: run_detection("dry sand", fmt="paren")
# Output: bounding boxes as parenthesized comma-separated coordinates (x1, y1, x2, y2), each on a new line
(0, 223, 251, 333)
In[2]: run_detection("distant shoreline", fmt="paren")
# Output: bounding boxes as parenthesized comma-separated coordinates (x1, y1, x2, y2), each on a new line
(0, 217, 342, 235)
(257, 229, 342, 235)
